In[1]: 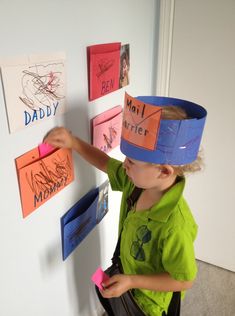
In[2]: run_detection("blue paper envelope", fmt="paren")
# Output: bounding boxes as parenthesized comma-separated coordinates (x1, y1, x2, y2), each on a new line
(61, 180, 109, 260)
(61, 188, 99, 260)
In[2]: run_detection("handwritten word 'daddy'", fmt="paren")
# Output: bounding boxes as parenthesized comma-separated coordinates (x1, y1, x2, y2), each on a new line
(122, 94, 162, 151)
(24, 102, 59, 126)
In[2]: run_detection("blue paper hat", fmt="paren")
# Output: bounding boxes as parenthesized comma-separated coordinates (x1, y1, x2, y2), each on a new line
(120, 94, 207, 165)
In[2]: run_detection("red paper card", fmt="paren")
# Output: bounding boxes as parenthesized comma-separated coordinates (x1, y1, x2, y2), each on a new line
(87, 42, 121, 101)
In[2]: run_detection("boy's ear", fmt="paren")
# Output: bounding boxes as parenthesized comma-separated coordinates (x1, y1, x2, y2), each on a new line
(159, 165, 175, 178)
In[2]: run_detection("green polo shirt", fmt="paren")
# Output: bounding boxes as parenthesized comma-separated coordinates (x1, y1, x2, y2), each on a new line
(107, 158, 198, 316)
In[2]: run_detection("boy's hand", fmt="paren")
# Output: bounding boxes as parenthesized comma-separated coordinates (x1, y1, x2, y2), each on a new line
(44, 126, 109, 173)
(43, 127, 75, 149)
(100, 274, 132, 298)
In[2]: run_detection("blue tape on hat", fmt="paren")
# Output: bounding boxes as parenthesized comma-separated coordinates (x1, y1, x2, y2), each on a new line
(120, 95, 207, 165)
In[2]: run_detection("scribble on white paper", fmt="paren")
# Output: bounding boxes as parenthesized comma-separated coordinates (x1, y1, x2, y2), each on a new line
(19, 62, 65, 110)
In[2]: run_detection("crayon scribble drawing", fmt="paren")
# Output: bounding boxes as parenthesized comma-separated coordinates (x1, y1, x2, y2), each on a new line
(1, 53, 67, 133)
(96, 58, 115, 79)
(19, 63, 65, 109)
(101, 123, 119, 153)
(15, 146, 74, 218)
(90, 53, 119, 100)
(92, 105, 122, 153)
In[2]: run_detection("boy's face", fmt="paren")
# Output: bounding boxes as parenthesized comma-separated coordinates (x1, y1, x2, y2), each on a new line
(123, 157, 163, 189)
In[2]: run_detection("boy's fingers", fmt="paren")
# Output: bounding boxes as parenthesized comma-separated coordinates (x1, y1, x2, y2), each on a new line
(43, 127, 58, 141)
(102, 275, 118, 288)
(43, 127, 65, 142)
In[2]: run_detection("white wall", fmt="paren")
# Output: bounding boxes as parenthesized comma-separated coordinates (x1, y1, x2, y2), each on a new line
(167, 0, 235, 271)
(0, 1, 160, 315)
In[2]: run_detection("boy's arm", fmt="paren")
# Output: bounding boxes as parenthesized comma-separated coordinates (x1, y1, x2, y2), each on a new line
(44, 127, 110, 173)
(129, 272, 193, 291)
(100, 273, 193, 298)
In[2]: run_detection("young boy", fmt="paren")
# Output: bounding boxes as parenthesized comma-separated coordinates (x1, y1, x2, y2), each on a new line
(44, 93, 207, 316)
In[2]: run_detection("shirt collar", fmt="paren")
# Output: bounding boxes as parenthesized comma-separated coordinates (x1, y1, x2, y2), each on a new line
(147, 177, 185, 223)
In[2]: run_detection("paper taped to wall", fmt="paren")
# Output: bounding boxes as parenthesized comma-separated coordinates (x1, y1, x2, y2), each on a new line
(0, 52, 67, 133)
(15, 145, 74, 218)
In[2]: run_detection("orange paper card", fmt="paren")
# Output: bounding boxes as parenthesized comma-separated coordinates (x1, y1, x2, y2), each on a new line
(87, 42, 121, 101)
(15, 146, 74, 218)
(122, 93, 162, 150)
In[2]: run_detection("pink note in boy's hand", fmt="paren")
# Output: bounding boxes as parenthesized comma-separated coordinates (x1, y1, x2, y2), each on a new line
(38, 143, 55, 158)
(91, 267, 109, 290)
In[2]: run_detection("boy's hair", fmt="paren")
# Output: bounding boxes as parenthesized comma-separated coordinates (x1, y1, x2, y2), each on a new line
(161, 106, 204, 176)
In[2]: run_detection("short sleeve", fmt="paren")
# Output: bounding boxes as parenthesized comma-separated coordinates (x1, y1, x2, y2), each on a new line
(162, 228, 197, 281)
(107, 158, 129, 192)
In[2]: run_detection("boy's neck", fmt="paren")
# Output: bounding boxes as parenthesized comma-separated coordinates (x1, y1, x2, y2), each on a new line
(135, 175, 177, 212)
(147, 173, 177, 194)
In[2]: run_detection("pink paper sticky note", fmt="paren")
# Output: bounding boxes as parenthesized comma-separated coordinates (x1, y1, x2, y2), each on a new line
(38, 143, 55, 158)
(91, 267, 109, 290)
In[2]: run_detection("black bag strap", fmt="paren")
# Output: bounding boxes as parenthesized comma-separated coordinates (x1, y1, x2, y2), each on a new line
(112, 186, 143, 263)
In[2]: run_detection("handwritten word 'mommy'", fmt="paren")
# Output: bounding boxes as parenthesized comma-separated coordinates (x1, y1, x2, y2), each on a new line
(24, 102, 59, 126)
(26, 154, 72, 207)
(34, 176, 68, 207)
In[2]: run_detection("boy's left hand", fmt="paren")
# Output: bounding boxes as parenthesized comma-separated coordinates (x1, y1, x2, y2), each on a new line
(100, 274, 132, 298)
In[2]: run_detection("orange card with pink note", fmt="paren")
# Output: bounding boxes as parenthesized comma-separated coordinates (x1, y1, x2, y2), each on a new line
(15, 143, 74, 218)
(91, 105, 122, 153)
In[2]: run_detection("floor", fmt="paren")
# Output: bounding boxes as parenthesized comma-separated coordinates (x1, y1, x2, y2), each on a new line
(181, 260, 235, 316)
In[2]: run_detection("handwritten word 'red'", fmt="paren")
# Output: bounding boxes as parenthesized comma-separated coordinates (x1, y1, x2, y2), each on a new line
(26, 154, 72, 207)
(24, 102, 59, 126)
